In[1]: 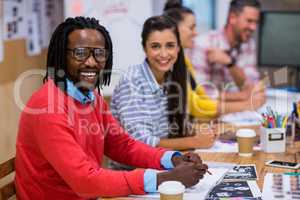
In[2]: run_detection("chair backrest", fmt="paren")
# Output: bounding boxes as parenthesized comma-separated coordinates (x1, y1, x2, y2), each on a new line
(0, 157, 16, 200)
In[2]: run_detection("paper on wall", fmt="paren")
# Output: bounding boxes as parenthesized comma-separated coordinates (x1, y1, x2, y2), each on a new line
(39, 0, 64, 48)
(26, 13, 41, 56)
(3, 0, 26, 40)
(24, 0, 41, 56)
(25, 0, 63, 52)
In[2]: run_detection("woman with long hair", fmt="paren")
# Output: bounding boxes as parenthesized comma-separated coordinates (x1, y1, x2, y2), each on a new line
(111, 15, 216, 151)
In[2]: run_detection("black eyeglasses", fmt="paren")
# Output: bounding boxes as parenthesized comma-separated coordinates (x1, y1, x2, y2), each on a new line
(67, 47, 109, 63)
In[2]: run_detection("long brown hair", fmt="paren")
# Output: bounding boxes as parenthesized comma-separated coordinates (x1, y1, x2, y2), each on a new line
(141, 15, 187, 137)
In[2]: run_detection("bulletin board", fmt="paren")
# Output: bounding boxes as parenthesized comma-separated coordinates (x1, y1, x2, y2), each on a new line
(0, 39, 47, 84)
(0, 0, 64, 83)
(0, 0, 64, 163)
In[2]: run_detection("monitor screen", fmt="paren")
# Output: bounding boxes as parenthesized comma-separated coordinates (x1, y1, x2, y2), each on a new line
(258, 11, 300, 67)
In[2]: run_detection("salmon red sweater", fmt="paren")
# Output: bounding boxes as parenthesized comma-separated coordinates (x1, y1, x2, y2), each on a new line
(15, 80, 166, 200)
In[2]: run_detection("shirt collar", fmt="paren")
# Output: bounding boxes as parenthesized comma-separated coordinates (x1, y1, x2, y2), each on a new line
(66, 79, 95, 104)
(221, 28, 243, 51)
(141, 59, 163, 93)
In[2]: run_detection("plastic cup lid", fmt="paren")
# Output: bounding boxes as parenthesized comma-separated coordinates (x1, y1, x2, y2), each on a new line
(158, 181, 185, 195)
(236, 128, 256, 138)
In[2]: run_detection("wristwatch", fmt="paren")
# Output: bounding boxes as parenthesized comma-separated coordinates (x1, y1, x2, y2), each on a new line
(226, 56, 236, 68)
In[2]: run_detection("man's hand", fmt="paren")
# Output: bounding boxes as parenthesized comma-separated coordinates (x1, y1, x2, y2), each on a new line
(246, 80, 266, 110)
(249, 90, 266, 110)
(171, 152, 203, 167)
(241, 81, 266, 100)
(207, 48, 232, 65)
(157, 162, 208, 188)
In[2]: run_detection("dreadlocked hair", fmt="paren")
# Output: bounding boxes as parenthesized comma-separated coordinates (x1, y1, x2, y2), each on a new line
(141, 15, 188, 138)
(44, 16, 113, 93)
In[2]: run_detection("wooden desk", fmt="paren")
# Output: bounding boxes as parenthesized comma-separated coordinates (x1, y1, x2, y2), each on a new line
(103, 142, 300, 200)
(198, 150, 297, 189)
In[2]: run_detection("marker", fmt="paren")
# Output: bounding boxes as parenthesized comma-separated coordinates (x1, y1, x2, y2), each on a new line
(284, 172, 300, 176)
(282, 116, 288, 128)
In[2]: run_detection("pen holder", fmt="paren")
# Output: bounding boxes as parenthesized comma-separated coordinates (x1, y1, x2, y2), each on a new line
(260, 127, 286, 153)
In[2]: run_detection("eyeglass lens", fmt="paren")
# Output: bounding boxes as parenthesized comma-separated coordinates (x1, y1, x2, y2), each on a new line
(73, 47, 107, 62)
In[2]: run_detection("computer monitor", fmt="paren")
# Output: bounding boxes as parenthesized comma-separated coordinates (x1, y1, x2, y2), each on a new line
(258, 11, 300, 67)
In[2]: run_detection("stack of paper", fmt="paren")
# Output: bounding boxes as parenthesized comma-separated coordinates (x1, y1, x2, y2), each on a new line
(195, 140, 261, 153)
(262, 173, 300, 199)
(222, 165, 258, 182)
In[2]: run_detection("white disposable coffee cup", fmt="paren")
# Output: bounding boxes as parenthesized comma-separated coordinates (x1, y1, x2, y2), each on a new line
(236, 128, 256, 157)
(158, 181, 185, 200)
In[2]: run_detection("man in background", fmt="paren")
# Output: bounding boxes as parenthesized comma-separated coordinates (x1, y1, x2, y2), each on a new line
(191, 0, 264, 102)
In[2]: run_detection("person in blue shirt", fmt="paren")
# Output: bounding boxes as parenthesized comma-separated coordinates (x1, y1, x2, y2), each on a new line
(111, 15, 217, 152)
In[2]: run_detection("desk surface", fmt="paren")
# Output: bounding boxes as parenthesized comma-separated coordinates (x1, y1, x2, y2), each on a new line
(198, 150, 298, 189)
(103, 142, 300, 200)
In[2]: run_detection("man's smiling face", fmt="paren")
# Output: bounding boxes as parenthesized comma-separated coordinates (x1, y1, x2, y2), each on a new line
(66, 29, 107, 93)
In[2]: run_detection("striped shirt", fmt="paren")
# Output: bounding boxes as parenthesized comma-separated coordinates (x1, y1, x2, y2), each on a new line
(111, 60, 169, 147)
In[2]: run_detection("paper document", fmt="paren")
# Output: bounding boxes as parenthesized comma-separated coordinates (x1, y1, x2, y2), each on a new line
(207, 180, 262, 199)
(221, 111, 262, 126)
(223, 164, 258, 181)
(262, 173, 300, 200)
(195, 140, 261, 153)
(130, 167, 229, 200)
(3, 0, 26, 40)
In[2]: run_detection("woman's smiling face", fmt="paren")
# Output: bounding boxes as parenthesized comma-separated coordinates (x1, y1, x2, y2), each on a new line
(178, 13, 198, 49)
(143, 29, 179, 77)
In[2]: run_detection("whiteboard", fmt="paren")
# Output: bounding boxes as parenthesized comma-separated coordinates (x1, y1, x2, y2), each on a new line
(64, 0, 153, 95)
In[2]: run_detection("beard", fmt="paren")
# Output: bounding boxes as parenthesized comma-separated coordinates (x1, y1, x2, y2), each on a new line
(67, 71, 100, 93)
(235, 28, 253, 44)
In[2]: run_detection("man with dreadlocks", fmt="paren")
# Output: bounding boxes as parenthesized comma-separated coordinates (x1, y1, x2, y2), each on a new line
(15, 17, 208, 199)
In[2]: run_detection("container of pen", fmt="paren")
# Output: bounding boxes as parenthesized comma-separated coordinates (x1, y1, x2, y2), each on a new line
(261, 106, 288, 152)
(260, 127, 286, 153)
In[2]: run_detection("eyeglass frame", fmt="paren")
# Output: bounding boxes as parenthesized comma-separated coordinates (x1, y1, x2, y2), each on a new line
(67, 47, 109, 63)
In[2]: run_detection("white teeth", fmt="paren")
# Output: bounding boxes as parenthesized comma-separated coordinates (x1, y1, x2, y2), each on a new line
(80, 72, 96, 76)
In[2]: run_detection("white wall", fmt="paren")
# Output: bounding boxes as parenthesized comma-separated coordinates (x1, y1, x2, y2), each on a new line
(215, 0, 231, 29)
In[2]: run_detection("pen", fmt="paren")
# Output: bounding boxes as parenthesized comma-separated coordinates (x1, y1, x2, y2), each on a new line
(293, 102, 299, 118)
(282, 116, 288, 128)
(207, 169, 212, 175)
(296, 102, 300, 115)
